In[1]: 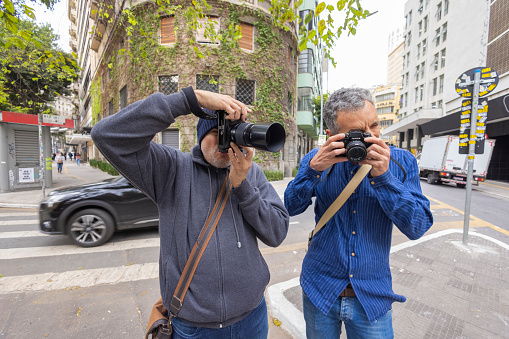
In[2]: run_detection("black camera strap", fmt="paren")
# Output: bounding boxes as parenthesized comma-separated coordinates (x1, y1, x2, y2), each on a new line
(308, 164, 372, 247)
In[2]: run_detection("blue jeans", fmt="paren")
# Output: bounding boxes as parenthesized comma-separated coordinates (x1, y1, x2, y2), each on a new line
(57, 163, 63, 173)
(77, 159, 80, 166)
(171, 296, 268, 339)
(303, 292, 393, 339)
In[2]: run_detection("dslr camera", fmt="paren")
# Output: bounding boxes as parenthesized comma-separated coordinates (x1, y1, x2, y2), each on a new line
(216, 110, 286, 153)
(337, 129, 373, 163)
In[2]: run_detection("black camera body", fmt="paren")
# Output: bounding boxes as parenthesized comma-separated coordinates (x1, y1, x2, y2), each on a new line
(217, 110, 286, 153)
(337, 129, 373, 163)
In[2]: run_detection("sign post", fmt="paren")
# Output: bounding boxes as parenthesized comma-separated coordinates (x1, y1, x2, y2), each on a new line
(455, 67, 498, 244)
(38, 114, 45, 198)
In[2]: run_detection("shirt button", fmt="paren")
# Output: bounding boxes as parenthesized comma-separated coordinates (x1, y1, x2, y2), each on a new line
(352, 231, 356, 235)
(316, 175, 320, 178)
(350, 274, 354, 278)
(370, 181, 375, 185)
(353, 210, 356, 214)
(351, 171, 353, 174)
(352, 253, 355, 256)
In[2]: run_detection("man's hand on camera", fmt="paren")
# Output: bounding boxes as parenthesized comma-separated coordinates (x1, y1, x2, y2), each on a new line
(360, 137, 391, 177)
(228, 143, 253, 188)
(309, 134, 349, 172)
(194, 90, 250, 122)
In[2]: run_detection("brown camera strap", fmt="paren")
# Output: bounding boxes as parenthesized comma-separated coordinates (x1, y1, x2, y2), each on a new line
(308, 164, 372, 246)
(168, 175, 232, 318)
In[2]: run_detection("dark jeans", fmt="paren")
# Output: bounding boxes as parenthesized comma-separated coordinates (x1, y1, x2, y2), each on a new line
(171, 296, 268, 339)
(57, 163, 63, 172)
(303, 292, 394, 339)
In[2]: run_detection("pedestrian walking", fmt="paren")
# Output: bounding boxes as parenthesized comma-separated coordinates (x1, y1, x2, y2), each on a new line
(55, 153, 65, 174)
(76, 153, 81, 166)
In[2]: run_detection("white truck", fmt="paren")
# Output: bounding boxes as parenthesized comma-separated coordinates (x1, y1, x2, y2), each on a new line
(418, 135, 496, 188)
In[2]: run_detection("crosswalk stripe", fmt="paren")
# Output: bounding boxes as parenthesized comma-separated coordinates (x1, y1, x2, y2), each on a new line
(0, 213, 37, 217)
(0, 262, 159, 294)
(0, 231, 48, 239)
(0, 220, 39, 225)
(0, 237, 160, 260)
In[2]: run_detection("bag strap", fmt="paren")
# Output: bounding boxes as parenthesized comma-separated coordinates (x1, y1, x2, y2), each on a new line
(168, 175, 232, 318)
(308, 164, 372, 246)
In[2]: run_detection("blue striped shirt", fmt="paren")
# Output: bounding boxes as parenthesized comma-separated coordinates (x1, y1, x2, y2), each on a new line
(284, 147, 433, 324)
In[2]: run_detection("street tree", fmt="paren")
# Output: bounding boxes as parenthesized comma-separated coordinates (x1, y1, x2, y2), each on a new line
(313, 93, 329, 131)
(0, 20, 78, 114)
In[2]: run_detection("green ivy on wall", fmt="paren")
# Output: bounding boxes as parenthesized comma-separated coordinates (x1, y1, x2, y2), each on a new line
(90, 76, 101, 126)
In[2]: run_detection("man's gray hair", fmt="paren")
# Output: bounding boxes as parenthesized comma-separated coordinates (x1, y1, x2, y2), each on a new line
(323, 88, 374, 134)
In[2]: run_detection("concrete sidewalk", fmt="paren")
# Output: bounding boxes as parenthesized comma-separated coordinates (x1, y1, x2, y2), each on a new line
(0, 160, 114, 209)
(268, 229, 509, 338)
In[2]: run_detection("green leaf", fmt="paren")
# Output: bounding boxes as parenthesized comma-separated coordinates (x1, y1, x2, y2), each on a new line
(327, 5, 335, 12)
(315, 2, 326, 17)
(4, 0, 15, 14)
(337, 0, 346, 11)
(298, 37, 308, 51)
(72, 52, 78, 59)
(304, 11, 313, 25)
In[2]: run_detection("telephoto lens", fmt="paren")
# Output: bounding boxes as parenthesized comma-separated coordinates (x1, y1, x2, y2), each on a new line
(217, 110, 286, 153)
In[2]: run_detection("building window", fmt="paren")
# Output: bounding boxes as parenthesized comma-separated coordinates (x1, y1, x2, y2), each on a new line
(442, 23, 447, 42)
(375, 93, 395, 102)
(196, 16, 220, 44)
(119, 85, 127, 110)
(433, 53, 439, 71)
(420, 84, 424, 101)
(376, 107, 394, 114)
(403, 55, 406, 69)
(440, 49, 446, 68)
(415, 65, 420, 81)
(404, 92, 408, 107)
(424, 15, 428, 32)
(287, 46, 293, 69)
(418, 0, 424, 14)
(405, 72, 409, 87)
(418, 21, 422, 36)
(414, 87, 419, 103)
(439, 75, 444, 93)
(406, 31, 412, 47)
(436, 2, 442, 21)
(417, 43, 421, 59)
(434, 28, 441, 47)
(239, 22, 254, 51)
(422, 39, 427, 56)
(299, 10, 314, 30)
(108, 100, 113, 116)
(402, 74, 405, 88)
(196, 74, 219, 92)
(432, 78, 438, 96)
(431, 102, 437, 108)
(438, 100, 443, 107)
(298, 49, 314, 73)
(444, 0, 449, 15)
(158, 75, 179, 95)
(420, 62, 425, 79)
(380, 119, 394, 128)
(235, 79, 255, 105)
(297, 87, 313, 111)
(407, 52, 410, 67)
(160, 16, 176, 44)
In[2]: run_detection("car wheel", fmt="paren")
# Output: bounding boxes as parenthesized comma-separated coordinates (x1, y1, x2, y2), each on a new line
(457, 183, 466, 188)
(67, 209, 115, 247)
(427, 173, 436, 184)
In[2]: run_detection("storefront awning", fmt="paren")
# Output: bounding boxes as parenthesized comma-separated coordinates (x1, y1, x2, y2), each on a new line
(67, 134, 92, 144)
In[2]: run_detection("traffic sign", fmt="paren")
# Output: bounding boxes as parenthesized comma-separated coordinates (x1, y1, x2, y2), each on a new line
(42, 114, 65, 125)
(455, 67, 498, 98)
(459, 98, 488, 154)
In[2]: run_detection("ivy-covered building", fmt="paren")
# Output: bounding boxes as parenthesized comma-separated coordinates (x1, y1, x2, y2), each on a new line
(69, 0, 309, 175)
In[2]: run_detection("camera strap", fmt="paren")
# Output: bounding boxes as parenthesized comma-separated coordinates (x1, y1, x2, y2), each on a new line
(169, 175, 232, 319)
(308, 164, 372, 247)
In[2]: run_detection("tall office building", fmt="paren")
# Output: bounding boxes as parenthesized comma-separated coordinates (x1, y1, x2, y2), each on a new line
(383, 0, 488, 152)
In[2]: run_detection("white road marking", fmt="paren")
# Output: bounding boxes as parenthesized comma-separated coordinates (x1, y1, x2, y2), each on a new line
(289, 221, 300, 225)
(0, 237, 160, 260)
(0, 220, 39, 225)
(0, 262, 159, 294)
(0, 213, 38, 217)
(0, 231, 48, 239)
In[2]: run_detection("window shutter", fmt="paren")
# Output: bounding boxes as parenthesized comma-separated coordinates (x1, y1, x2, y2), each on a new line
(161, 17, 175, 44)
(196, 17, 219, 43)
(239, 22, 253, 51)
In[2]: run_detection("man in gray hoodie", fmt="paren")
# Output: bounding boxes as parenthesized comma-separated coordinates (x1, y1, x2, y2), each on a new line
(91, 87, 289, 338)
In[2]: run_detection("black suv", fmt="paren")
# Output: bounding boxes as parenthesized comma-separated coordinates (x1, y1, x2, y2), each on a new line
(39, 177, 159, 247)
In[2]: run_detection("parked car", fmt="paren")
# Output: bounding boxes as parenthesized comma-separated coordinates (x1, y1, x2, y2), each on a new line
(39, 176, 159, 247)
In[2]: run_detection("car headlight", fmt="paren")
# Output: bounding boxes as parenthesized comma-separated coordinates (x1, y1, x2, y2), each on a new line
(44, 194, 70, 208)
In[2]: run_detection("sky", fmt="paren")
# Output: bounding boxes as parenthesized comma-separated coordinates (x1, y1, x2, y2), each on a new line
(34, 0, 407, 88)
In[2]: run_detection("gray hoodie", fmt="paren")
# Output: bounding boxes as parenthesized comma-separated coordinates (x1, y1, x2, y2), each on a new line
(91, 90, 289, 328)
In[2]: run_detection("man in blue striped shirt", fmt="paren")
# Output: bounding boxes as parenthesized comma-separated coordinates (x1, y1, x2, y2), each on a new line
(284, 88, 433, 338)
